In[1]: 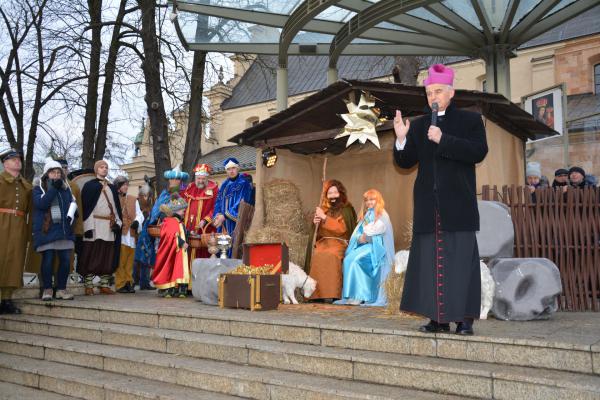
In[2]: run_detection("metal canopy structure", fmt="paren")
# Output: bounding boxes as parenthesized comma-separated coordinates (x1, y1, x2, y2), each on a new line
(171, 0, 599, 110)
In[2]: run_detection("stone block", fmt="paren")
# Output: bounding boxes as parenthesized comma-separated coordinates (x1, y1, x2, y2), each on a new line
(353, 362, 492, 398)
(48, 325, 102, 343)
(493, 343, 592, 373)
(176, 369, 269, 400)
(0, 340, 44, 359)
(103, 358, 177, 384)
(321, 329, 410, 354)
(248, 349, 353, 379)
(159, 315, 230, 335)
(100, 310, 158, 328)
(489, 258, 562, 321)
(167, 338, 248, 363)
(492, 380, 600, 400)
(0, 367, 39, 387)
(3, 319, 49, 336)
(229, 321, 320, 345)
(476, 200, 514, 259)
(102, 331, 166, 352)
(39, 376, 104, 400)
(45, 348, 104, 369)
(191, 258, 240, 305)
(268, 386, 350, 400)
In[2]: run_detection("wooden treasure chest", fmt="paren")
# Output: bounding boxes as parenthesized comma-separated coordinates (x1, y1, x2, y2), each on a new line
(218, 273, 281, 311)
(242, 243, 289, 274)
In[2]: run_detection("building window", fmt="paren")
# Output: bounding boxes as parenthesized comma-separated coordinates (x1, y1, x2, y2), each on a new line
(595, 64, 600, 94)
(482, 79, 487, 93)
(246, 116, 259, 128)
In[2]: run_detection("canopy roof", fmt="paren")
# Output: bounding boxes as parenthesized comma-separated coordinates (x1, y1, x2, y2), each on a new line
(229, 80, 558, 155)
(172, 0, 597, 66)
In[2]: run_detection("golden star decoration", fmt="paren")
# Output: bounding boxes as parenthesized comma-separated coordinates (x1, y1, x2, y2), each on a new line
(335, 91, 383, 149)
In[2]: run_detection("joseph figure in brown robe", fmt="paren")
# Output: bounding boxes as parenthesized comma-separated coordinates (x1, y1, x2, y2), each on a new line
(305, 179, 356, 302)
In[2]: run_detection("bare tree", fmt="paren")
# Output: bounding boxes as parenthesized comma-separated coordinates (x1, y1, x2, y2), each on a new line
(0, 0, 88, 179)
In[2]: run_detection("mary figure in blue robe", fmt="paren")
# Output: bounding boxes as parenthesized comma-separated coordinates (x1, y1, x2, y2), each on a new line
(335, 189, 395, 306)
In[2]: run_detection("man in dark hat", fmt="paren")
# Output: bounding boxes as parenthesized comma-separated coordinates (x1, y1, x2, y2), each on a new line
(0, 148, 31, 314)
(393, 64, 488, 336)
(552, 168, 569, 190)
(568, 166, 593, 189)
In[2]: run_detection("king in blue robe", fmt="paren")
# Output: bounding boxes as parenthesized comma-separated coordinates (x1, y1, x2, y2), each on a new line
(213, 157, 253, 256)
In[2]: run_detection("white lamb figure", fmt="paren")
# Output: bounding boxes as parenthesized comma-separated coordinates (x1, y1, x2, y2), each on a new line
(480, 260, 495, 320)
(394, 250, 410, 274)
(281, 262, 317, 304)
(394, 251, 495, 319)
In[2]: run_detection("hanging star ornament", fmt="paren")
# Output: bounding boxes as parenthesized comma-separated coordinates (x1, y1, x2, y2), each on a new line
(335, 91, 383, 149)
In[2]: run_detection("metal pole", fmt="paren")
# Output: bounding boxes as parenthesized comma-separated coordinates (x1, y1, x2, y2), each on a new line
(327, 67, 338, 85)
(276, 66, 288, 112)
(561, 82, 569, 167)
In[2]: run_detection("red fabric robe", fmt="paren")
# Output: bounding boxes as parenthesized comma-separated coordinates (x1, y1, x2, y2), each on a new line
(151, 216, 189, 289)
(182, 180, 218, 259)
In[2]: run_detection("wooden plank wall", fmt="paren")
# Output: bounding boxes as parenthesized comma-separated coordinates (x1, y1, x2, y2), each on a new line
(482, 185, 600, 311)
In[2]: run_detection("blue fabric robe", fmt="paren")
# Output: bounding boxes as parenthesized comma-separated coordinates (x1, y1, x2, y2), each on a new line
(337, 209, 395, 306)
(134, 189, 171, 266)
(214, 174, 253, 256)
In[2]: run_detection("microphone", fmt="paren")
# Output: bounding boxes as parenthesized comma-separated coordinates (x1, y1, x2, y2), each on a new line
(431, 102, 439, 127)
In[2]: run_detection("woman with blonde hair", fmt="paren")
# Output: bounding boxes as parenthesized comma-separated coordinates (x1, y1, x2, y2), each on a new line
(336, 189, 395, 306)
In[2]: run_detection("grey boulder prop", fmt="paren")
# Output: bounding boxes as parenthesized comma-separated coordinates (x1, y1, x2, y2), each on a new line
(191, 258, 242, 305)
(476, 200, 514, 259)
(489, 258, 562, 321)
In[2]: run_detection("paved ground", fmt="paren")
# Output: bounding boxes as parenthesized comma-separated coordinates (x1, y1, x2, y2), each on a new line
(30, 290, 600, 348)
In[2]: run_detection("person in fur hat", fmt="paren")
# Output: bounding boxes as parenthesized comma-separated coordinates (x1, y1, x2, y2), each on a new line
(151, 194, 190, 298)
(32, 158, 78, 301)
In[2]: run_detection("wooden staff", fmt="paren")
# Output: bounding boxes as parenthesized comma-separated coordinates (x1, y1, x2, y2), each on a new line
(310, 156, 328, 256)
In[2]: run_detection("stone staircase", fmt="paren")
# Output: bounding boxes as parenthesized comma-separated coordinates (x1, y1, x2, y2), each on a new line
(0, 295, 599, 399)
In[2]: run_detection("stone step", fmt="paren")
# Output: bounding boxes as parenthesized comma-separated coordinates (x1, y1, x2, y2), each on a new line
(0, 330, 470, 400)
(2, 329, 600, 400)
(12, 284, 85, 300)
(1, 311, 597, 396)
(14, 299, 598, 375)
(0, 353, 243, 400)
(0, 381, 79, 400)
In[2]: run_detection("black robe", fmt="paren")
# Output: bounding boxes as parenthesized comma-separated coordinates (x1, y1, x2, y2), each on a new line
(394, 103, 487, 322)
(81, 178, 123, 272)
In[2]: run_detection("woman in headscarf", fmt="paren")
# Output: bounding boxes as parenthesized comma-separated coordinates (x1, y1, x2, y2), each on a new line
(336, 189, 395, 306)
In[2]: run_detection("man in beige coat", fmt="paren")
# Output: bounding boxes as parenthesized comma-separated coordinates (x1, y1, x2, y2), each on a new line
(0, 148, 32, 314)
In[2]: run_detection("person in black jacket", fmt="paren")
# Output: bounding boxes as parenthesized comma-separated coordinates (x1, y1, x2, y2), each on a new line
(393, 64, 488, 335)
(32, 158, 78, 301)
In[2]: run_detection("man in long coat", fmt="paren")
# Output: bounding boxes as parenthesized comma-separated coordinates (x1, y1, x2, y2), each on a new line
(80, 160, 123, 295)
(0, 148, 32, 314)
(393, 64, 488, 335)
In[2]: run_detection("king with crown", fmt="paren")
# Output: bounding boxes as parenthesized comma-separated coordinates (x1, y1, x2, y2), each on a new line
(213, 157, 253, 257)
(182, 163, 218, 259)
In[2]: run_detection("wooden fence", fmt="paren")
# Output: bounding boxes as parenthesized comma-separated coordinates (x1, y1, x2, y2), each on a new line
(481, 185, 600, 311)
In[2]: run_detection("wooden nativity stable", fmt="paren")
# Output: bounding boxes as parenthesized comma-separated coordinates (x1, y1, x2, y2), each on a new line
(230, 80, 557, 251)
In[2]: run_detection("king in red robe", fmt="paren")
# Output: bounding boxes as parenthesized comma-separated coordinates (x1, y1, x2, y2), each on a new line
(182, 163, 218, 259)
(152, 194, 190, 298)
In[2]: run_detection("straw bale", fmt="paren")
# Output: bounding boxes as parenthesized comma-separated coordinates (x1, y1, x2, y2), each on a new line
(245, 227, 309, 268)
(383, 271, 405, 315)
(262, 179, 308, 234)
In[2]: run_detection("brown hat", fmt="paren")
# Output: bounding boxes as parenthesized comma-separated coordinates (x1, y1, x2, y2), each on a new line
(94, 160, 109, 175)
